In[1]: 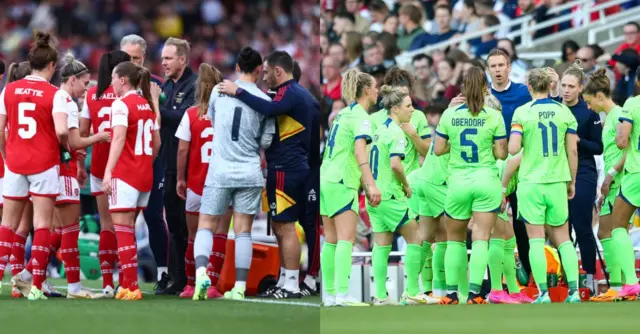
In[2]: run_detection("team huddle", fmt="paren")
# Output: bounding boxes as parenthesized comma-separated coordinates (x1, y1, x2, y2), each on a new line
(320, 48, 640, 306)
(0, 30, 319, 302)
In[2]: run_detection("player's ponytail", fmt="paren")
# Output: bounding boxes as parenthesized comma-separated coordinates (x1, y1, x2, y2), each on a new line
(379, 84, 409, 111)
(463, 66, 487, 116)
(341, 68, 373, 104)
(196, 63, 223, 117)
(60, 52, 89, 83)
(562, 60, 585, 86)
(527, 68, 553, 94)
(137, 66, 157, 114)
(6, 61, 31, 83)
(97, 50, 131, 99)
(28, 31, 58, 71)
(584, 68, 611, 97)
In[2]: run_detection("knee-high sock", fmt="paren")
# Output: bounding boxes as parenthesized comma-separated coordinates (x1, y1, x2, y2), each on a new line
(529, 238, 548, 293)
(31, 228, 51, 290)
(503, 237, 520, 293)
(235, 232, 253, 289)
(335, 240, 353, 295)
(372, 244, 392, 299)
(469, 240, 489, 294)
(208, 233, 227, 285)
(459, 260, 469, 298)
(99, 230, 118, 289)
(444, 241, 466, 294)
(405, 244, 422, 296)
(0, 226, 16, 278)
(320, 242, 337, 295)
(49, 227, 62, 253)
(488, 239, 505, 291)
(612, 228, 638, 285)
(600, 238, 621, 288)
(193, 229, 213, 271)
(60, 223, 81, 286)
(185, 239, 195, 287)
(558, 240, 579, 293)
(10, 232, 27, 276)
(114, 224, 138, 291)
(432, 242, 447, 293)
(421, 241, 433, 292)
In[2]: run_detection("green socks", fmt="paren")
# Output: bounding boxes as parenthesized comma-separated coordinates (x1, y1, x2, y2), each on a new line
(488, 239, 505, 291)
(335, 240, 353, 295)
(469, 240, 489, 294)
(611, 228, 639, 285)
(372, 244, 392, 300)
(444, 241, 466, 294)
(600, 238, 621, 288)
(405, 244, 422, 296)
(558, 240, 579, 293)
(459, 262, 469, 298)
(320, 242, 337, 295)
(421, 241, 433, 292)
(433, 242, 447, 292)
(529, 238, 548, 293)
(503, 237, 520, 293)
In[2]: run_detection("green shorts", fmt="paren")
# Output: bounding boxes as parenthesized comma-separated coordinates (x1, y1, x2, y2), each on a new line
(600, 185, 620, 216)
(497, 208, 509, 222)
(620, 172, 640, 208)
(407, 171, 421, 220)
(320, 180, 359, 218)
(445, 174, 502, 220)
(367, 198, 415, 233)
(517, 182, 568, 226)
(416, 181, 447, 218)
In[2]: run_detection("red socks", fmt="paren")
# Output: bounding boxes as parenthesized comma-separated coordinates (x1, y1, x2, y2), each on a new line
(186, 238, 195, 287)
(0, 225, 16, 277)
(31, 228, 51, 289)
(207, 233, 228, 285)
(60, 223, 80, 284)
(114, 224, 138, 291)
(99, 230, 118, 289)
(49, 227, 62, 253)
(10, 232, 27, 276)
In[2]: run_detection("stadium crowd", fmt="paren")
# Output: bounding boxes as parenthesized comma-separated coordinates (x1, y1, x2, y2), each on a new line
(320, 0, 640, 306)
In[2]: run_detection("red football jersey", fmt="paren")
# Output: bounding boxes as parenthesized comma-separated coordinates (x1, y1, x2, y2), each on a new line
(81, 85, 116, 179)
(110, 91, 158, 192)
(0, 75, 63, 175)
(175, 106, 214, 195)
(0, 155, 4, 178)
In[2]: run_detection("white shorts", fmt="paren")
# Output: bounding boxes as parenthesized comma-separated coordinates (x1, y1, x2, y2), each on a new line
(90, 174, 103, 195)
(56, 176, 80, 205)
(108, 178, 150, 213)
(3, 165, 60, 199)
(186, 189, 202, 215)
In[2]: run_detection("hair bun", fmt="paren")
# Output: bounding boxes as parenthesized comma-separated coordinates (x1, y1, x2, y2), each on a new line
(35, 31, 52, 47)
(63, 52, 76, 65)
(379, 85, 393, 95)
(572, 59, 584, 71)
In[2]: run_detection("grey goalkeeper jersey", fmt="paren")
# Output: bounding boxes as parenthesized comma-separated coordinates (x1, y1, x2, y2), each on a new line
(205, 80, 275, 188)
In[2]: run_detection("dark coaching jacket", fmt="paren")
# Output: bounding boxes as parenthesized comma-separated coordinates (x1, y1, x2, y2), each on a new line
(159, 67, 197, 174)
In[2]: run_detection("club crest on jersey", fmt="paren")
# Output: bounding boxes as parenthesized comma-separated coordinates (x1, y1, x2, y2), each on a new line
(175, 92, 185, 104)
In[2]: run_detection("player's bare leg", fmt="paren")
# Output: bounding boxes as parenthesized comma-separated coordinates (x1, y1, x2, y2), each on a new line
(270, 220, 302, 298)
(180, 212, 199, 298)
(96, 193, 117, 296)
(192, 212, 220, 301)
(222, 211, 255, 300)
(0, 198, 27, 296)
(610, 198, 640, 299)
(10, 202, 33, 297)
(111, 211, 141, 300)
(26, 195, 56, 300)
(206, 208, 232, 299)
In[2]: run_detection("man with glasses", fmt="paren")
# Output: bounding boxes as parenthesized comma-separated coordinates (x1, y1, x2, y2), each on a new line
(576, 46, 616, 90)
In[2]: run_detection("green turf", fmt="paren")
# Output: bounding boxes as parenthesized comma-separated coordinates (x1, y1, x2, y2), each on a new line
(0, 278, 320, 334)
(320, 302, 639, 333)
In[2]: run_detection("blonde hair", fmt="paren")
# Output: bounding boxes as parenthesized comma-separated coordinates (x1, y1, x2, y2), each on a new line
(484, 94, 502, 111)
(164, 37, 191, 60)
(563, 60, 585, 85)
(341, 69, 374, 104)
(528, 68, 553, 94)
(379, 85, 409, 111)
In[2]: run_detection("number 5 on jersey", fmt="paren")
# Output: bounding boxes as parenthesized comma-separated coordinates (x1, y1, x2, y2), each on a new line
(135, 119, 155, 155)
(18, 102, 36, 139)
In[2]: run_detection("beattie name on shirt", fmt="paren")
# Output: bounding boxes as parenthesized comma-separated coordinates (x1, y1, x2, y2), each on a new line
(15, 88, 44, 97)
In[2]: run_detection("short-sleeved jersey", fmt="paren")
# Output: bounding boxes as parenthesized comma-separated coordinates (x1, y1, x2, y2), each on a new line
(435, 104, 506, 176)
(370, 118, 406, 200)
(420, 138, 450, 186)
(602, 105, 624, 184)
(620, 96, 640, 174)
(511, 98, 577, 184)
(81, 85, 117, 179)
(321, 103, 372, 190)
(110, 91, 159, 192)
(58, 89, 80, 178)
(0, 75, 65, 174)
(175, 106, 213, 195)
(496, 151, 522, 197)
(206, 80, 274, 188)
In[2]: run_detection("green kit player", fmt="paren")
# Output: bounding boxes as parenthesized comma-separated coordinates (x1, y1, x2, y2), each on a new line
(582, 69, 636, 301)
(509, 68, 581, 304)
(366, 85, 427, 306)
(609, 88, 640, 298)
(434, 67, 508, 305)
(320, 69, 381, 307)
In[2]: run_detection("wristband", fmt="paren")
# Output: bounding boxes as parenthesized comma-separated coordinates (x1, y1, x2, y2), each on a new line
(359, 162, 369, 167)
(607, 167, 618, 177)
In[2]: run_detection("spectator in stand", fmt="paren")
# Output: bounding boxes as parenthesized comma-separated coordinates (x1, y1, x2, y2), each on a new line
(368, 0, 390, 33)
(554, 40, 580, 76)
(344, 0, 371, 34)
(383, 14, 399, 35)
(412, 53, 438, 105)
(475, 0, 510, 39)
(473, 15, 500, 58)
(410, 5, 458, 51)
(377, 32, 399, 69)
(615, 22, 640, 55)
(456, 0, 482, 48)
(328, 43, 349, 73)
(577, 45, 616, 90)
(341, 31, 363, 69)
(612, 49, 640, 106)
(323, 56, 343, 102)
(433, 58, 461, 101)
(497, 39, 528, 84)
(396, 4, 427, 51)
(363, 32, 379, 49)
(362, 44, 385, 71)
(333, 12, 357, 40)
(321, 35, 330, 55)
